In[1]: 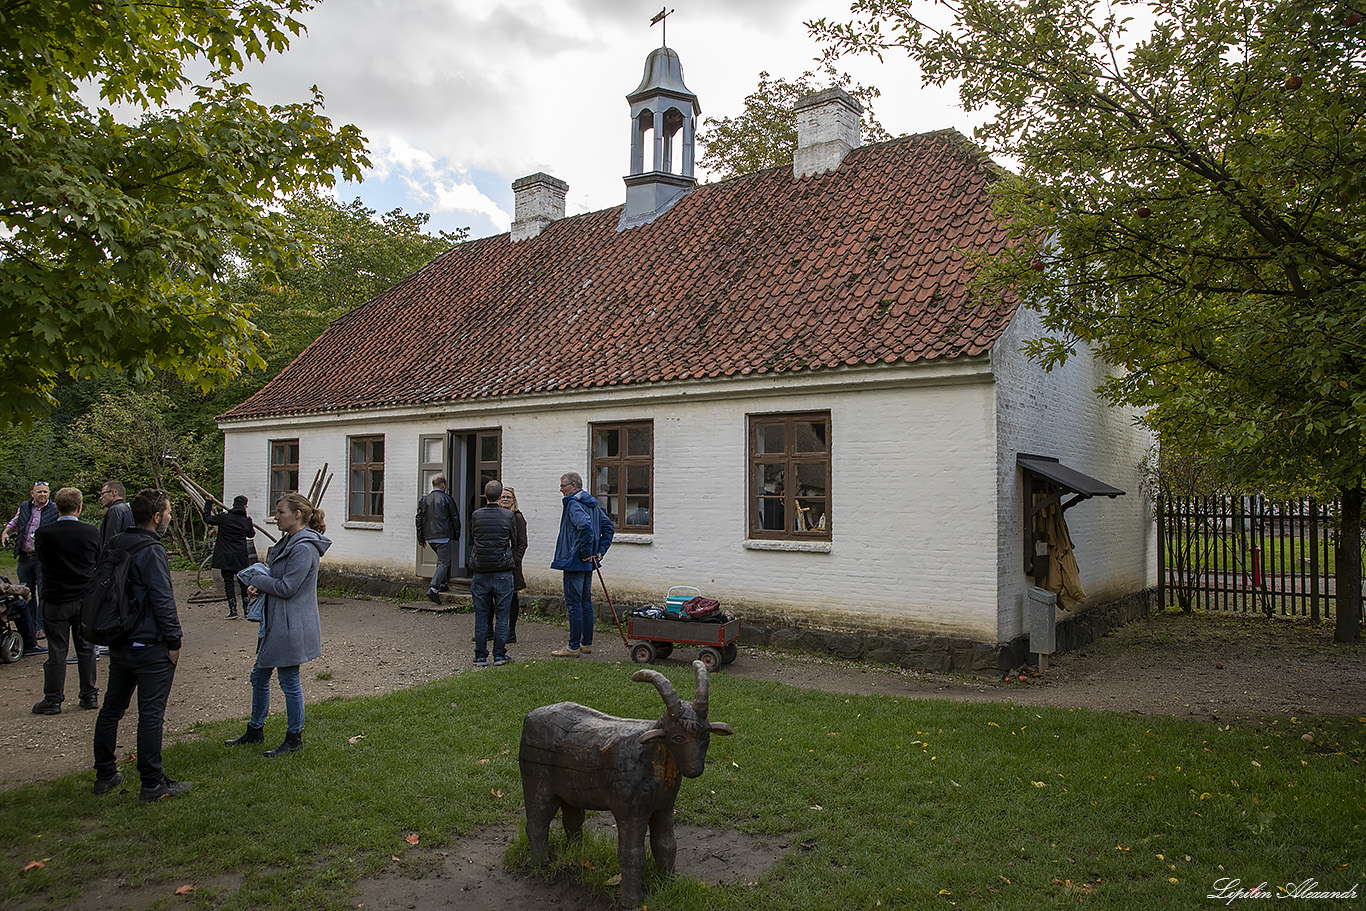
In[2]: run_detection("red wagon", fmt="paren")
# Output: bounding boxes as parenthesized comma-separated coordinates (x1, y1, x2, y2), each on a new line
(624, 587, 741, 671)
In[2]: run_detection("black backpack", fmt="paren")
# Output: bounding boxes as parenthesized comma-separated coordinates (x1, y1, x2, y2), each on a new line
(81, 534, 159, 645)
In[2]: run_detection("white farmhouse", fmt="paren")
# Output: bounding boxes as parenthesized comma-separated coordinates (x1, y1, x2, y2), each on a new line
(218, 47, 1156, 671)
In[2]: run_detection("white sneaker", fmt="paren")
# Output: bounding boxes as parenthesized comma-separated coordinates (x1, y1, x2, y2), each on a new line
(578, 644, 593, 654)
(550, 646, 581, 658)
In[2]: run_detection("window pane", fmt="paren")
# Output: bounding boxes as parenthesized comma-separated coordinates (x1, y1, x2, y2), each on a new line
(625, 497, 650, 526)
(626, 425, 651, 456)
(288, 443, 298, 463)
(350, 491, 365, 517)
(602, 495, 619, 520)
(371, 440, 384, 462)
(796, 498, 827, 531)
(595, 428, 619, 458)
(626, 465, 649, 494)
(422, 438, 442, 462)
(371, 469, 384, 493)
(480, 435, 498, 463)
(271, 446, 284, 466)
(351, 440, 365, 463)
(794, 420, 828, 453)
(287, 470, 298, 493)
(796, 463, 826, 496)
(757, 496, 785, 531)
(595, 465, 618, 495)
(755, 423, 785, 454)
(371, 491, 385, 516)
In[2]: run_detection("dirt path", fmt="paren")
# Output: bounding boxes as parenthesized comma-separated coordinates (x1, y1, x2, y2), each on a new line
(1, 573, 1362, 790)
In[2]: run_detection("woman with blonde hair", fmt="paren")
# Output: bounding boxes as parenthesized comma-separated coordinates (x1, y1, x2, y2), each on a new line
(226, 493, 330, 757)
(495, 485, 528, 643)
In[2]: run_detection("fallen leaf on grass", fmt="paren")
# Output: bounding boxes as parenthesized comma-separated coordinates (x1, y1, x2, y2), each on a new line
(606, 874, 622, 886)
(405, 833, 420, 845)
(580, 860, 596, 870)
(348, 734, 365, 745)
(174, 884, 196, 895)
(477, 759, 490, 765)
(22, 860, 47, 872)
(491, 789, 503, 798)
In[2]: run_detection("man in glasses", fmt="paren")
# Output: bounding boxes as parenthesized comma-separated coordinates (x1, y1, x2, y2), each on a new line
(98, 481, 134, 545)
(2, 481, 57, 651)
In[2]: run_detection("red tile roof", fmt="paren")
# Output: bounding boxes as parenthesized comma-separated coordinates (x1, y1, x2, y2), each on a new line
(221, 129, 1020, 422)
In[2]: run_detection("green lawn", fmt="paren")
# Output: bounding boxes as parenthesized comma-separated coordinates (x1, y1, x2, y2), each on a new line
(0, 660, 1361, 910)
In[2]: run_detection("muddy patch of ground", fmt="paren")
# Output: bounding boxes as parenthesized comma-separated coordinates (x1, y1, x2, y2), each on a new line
(353, 820, 786, 911)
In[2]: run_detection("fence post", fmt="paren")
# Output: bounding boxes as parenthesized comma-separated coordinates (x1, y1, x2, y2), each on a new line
(1309, 499, 1320, 624)
(1157, 495, 1166, 611)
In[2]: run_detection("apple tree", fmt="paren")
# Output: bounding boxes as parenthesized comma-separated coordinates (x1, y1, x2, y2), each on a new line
(0, 0, 368, 426)
(814, 0, 1366, 640)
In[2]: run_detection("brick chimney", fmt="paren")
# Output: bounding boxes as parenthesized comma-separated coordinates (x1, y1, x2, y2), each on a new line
(793, 87, 863, 179)
(510, 173, 568, 243)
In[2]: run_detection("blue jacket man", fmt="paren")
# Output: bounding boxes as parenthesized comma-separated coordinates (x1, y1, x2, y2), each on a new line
(550, 472, 614, 657)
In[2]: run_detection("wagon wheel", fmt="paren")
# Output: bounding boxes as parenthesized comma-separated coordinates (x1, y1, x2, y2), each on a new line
(721, 642, 738, 665)
(653, 641, 673, 659)
(630, 642, 657, 664)
(698, 646, 723, 672)
(195, 553, 217, 590)
(0, 631, 21, 663)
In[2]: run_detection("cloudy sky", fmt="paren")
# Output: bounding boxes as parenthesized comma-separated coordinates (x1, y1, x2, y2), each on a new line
(237, 0, 976, 239)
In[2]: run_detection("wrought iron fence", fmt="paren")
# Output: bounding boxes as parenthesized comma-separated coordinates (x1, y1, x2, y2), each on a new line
(1158, 496, 1339, 620)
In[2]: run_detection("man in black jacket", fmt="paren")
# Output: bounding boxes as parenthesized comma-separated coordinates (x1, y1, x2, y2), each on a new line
(98, 480, 134, 546)
(468, 480, 517, 668)
(32, 487, 102, 714)
(417, 475, 460, 605)
(92, 488, 191, 801)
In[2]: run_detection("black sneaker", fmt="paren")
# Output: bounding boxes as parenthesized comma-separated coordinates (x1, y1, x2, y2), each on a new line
(140, 777, 193, 802)
(494, 655, 513, 667)
(93, 771, 124, 795)
(31, 699, 61, 715)
(426, 590, 442, 605)
(26, 643, 46, 655)
(79, 694, 99, 710)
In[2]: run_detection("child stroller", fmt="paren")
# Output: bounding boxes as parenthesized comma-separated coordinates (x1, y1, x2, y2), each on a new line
(0, 577, 32, 663)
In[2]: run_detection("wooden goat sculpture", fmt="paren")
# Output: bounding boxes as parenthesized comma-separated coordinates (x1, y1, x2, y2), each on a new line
(518, 659, 734, 908)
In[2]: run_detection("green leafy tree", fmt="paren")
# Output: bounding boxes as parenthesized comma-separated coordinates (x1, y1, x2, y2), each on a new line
(814, 0, 1366, 641)
(0, 0, 369, 425)
(698, 69, 892, 179)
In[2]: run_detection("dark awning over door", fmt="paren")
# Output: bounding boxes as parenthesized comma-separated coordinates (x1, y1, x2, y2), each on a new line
(1016, 454, 1125, 501)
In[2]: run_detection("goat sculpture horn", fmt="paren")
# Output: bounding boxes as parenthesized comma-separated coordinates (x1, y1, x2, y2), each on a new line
(691, 659, 709, 717)
(631, 668, 684, 717)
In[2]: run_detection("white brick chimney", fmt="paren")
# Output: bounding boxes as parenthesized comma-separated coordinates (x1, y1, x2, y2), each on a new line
(510, 173, 568, 243)
(793, 87, 863, 179)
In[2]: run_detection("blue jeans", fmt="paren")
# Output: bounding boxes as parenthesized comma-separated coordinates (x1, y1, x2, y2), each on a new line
(471, 571, 512, 661)
(94, 642, 177, 787)
(562, 571, 594, 650)
(428, 540, 452, 592)
(250, 664, 304, 733)
(16, 552, 42, 635)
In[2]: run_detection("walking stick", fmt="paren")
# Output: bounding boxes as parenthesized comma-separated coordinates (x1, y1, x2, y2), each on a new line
(593, 556, 630, 647)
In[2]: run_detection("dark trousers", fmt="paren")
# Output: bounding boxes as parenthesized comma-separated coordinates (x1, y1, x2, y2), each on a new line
(485, 591, 520, 640)
(94, 642, 176, 787)
(220, 569, 248, 608)
(16, 553, 43, 636)
(471, 571, 512, 661)
(42, 598, 97, 704)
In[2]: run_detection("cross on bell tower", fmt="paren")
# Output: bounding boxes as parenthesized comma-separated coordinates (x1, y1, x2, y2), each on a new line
(619, 23, 699, 231)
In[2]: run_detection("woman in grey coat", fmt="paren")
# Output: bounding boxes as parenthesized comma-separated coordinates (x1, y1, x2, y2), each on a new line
(224, 493, 330, 757)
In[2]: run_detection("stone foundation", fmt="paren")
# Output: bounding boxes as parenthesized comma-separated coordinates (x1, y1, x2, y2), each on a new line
(320, 569, 1155, 675)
